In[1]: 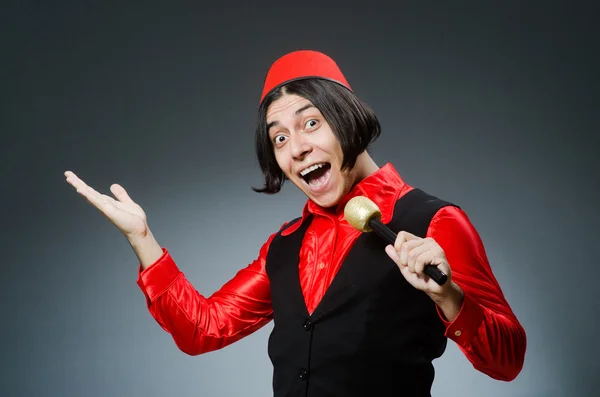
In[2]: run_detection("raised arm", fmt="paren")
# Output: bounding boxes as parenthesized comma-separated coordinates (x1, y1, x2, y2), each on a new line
(65, 170, 275, 355)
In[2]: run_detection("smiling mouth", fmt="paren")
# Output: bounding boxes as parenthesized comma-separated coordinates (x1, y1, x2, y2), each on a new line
(300, 162, 332, 188)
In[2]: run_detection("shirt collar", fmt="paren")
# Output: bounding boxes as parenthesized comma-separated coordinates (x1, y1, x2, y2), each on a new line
(281, 163, 411, 236)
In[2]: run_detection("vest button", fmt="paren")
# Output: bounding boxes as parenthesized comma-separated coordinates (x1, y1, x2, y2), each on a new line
(299, 368, 308, 380)
(303, 319, 312, 330)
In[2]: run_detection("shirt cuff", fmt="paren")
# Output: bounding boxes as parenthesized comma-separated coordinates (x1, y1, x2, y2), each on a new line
(136, 248, 182, 303)
(437, 291, 484, 347)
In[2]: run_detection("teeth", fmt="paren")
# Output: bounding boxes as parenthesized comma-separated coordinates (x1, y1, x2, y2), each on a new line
(300, 163, 325, 177)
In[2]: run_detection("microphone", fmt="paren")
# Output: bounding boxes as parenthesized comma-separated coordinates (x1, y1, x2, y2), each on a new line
(344, 196, 448, 286)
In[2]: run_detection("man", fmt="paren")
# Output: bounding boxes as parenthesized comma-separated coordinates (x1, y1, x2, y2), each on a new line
(65, 50, 526, 396)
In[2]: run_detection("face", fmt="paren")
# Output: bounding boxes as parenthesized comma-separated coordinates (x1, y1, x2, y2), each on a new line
(266, 93, 359, 208)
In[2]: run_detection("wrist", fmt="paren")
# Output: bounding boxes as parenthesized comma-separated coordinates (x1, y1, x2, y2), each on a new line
(127, 229, 163, 269)
(430, 281, 464, 322)
(126, 228, 152, 246)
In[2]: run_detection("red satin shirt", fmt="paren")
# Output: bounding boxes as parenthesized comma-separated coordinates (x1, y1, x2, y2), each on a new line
(137, 163, 526, 381)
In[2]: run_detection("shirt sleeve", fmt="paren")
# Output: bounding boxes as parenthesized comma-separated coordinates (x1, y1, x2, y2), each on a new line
(136, 231, 279, 355)
(426, 206, 527, 381)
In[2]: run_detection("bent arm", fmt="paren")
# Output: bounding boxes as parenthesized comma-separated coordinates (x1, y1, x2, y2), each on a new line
(136, 234, 276, 355)
(428, 206, 527, 381)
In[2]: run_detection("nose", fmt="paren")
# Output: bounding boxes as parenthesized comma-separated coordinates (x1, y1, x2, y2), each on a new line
(290, 134, 312, 161)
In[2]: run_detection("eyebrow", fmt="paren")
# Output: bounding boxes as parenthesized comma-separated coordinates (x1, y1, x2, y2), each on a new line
(267, 104, 316, 131)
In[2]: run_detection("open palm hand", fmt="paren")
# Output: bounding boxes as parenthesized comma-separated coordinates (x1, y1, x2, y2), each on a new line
(64, 170, 148, 238)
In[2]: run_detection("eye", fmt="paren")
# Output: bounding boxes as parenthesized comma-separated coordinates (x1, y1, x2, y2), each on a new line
(304, 119, 318, 129)
(273, 134, 287, 147)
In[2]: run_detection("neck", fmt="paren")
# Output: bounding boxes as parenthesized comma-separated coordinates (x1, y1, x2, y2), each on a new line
(354, 151, 380, 182)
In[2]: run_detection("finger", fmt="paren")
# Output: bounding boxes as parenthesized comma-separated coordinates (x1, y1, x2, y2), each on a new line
(413, 250, 436, 278)
(394, 230, 421, 255)
(387, 244, 425, 284)
(400, 239, 424, 269)
(65, 172, 112, 209)
(394, 231, 422, 252)
(385, 244, 403, 267)
(393, 231, 408, 253)
(85, 189, 114, 211)
(110, 183, 133, 203)
(397, 230, 419, 242)
(406, 242, 430, 273)
(64, 171, 91, 193)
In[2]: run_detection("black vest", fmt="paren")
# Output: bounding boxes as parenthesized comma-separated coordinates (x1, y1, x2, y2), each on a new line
(265, 188, 457, 397)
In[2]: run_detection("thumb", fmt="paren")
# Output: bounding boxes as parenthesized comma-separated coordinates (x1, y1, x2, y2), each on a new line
(110, 183, 133, 203)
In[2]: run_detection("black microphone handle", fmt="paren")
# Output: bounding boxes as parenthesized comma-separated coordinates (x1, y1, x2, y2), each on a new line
(368, 217, 448, 286)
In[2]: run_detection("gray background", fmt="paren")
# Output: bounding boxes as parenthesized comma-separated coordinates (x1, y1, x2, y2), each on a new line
(2, 1, 598, 396)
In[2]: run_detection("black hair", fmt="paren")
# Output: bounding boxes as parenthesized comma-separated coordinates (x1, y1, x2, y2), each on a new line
(252, 78, 381, 194)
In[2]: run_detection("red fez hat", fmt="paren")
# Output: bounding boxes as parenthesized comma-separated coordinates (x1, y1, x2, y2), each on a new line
(260, 50, 352, 105)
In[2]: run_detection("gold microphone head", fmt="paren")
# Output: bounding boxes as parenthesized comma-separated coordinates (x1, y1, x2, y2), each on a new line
(344, 196, 381, 232)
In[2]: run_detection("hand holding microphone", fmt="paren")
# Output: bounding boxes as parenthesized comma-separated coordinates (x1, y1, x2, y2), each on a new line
(344, 196, 448, 287)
